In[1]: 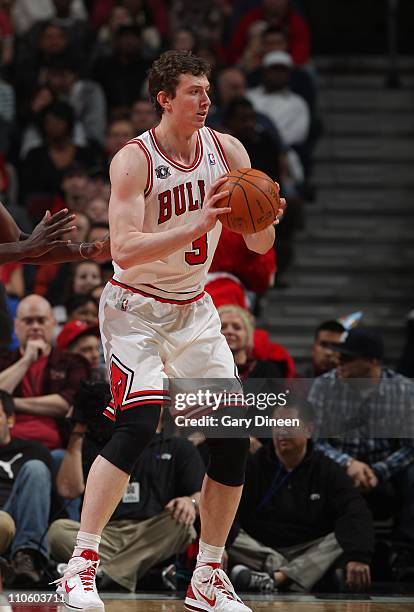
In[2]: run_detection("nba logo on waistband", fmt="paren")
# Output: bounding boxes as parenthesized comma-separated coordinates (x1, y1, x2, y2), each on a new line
(208, 153, 216, 165)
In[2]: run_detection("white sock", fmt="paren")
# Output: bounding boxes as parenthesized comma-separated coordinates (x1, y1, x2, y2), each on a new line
(196, 540, 224, 568)
(73, 531, 101, 557)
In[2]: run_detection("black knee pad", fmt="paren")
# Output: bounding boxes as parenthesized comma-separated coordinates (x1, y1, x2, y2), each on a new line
(206, 437, 250, 487)
(100, 404, 160, 475)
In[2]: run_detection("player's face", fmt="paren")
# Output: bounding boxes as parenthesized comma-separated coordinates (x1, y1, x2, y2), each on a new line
(169, 73, 211, 128)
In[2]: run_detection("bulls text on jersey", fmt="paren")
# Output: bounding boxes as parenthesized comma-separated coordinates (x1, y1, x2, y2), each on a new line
(158, 180, 206, 225)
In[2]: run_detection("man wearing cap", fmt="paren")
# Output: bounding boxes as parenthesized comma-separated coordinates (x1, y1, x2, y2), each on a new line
(246, 50, 310, 148)
(308, 327, 414, 574)
(57, 319, 105, 381)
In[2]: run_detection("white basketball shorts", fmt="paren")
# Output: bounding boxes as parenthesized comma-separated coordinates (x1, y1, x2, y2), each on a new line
(99, 279, 237, 421)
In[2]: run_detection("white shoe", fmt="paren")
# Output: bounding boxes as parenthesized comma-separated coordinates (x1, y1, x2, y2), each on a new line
(185, 564, 252, 611)
(51, 549, 104, 611)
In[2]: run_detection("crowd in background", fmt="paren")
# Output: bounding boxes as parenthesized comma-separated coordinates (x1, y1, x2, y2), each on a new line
(0, 0, 413, 596)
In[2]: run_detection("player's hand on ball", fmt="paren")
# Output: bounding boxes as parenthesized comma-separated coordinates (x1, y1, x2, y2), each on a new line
(273, 197, 287, 225)
(196, 175, 231, 234)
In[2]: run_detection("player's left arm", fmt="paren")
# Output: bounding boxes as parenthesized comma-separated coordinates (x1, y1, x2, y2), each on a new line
(219, 133, 284, 254)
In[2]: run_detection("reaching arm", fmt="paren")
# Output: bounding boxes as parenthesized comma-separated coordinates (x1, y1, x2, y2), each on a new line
(217, 133, 277, 255)
(109, 144, 230, 269)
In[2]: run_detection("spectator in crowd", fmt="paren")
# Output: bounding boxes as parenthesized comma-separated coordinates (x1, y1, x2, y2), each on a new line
(48, 386, 204, 592)
(171, 28, 195, 53)
(0, 75, 14, 153)
(0, 294, 90, 451)
(87, 198, 109, 225)
(228, 0, 310, 65)
(59, 165, 91, 213)
(12, 0, 87, 36)
(309, 327, 414, 573)
(92, 25, 150, 113)
(0, 389, 53, 585)
(13, 23, 69, 110)
(229, 400, 374, 592)
(247, 51, 310, 150)
(86, 223, 109, 245)
(20, 102, 105, 216)
(105, 117, 135, 165)
(218, 305, 292, 381)
(242, 26, 316, 112)
(63, 261, 102, 301)
(43, 54, 107, 146)
(92, 4, 133, 63)
(130, 98, 158, 135)
(57, 319, 105, 380)
(64, 293, 98, 326)
(300, 320, 345, 378)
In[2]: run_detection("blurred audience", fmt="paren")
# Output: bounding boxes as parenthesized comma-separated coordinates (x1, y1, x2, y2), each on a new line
(300, 320, 345, 378)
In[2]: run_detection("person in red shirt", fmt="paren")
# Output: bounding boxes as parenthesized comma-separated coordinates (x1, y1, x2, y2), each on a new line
(0, 294, 90, 451)
(228, 0, 310, 66)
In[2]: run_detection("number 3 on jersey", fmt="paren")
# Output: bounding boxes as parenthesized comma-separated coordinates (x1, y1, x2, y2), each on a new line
(185, 234, 208, 265)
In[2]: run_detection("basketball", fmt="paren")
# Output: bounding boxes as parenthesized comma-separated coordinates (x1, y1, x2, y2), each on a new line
(215, 168, 280, 234)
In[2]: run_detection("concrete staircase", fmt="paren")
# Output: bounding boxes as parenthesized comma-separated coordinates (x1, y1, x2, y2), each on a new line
(260, 57, 414, 368)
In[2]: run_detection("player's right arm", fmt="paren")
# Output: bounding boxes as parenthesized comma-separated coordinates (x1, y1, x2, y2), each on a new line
(109, 145, 230, 269)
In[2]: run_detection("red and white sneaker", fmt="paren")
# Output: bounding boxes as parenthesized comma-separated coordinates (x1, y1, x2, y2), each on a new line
(185, 564, 252, 611)
(51, 549, 104, 611)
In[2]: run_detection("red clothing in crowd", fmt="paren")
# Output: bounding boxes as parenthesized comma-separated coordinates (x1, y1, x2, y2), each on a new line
(227, 5, 310, 65)
(210, 226, 276, 295)
(0, 348, 90, 449)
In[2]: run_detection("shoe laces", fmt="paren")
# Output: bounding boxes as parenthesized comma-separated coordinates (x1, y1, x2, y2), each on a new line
(202, 568, 238, 602)
(50, 557, 98, 591)
(249, 571, 274, 592)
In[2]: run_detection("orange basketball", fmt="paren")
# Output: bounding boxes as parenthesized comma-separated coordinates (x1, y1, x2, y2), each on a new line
(215, 168, 280, 234)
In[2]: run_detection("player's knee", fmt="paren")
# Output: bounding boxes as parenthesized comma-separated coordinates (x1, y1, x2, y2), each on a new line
(207, 437, 250, 487)
(100, 404, 161, 475)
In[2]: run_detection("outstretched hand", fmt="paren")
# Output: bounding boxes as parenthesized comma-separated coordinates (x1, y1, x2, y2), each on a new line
(22, 209, 76, 258)
(81, 234, 111, 262)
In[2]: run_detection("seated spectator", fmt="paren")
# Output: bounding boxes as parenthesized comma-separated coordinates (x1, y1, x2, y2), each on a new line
(0, 294, 90, 451)
(43, 54, 107, 146)
(63, 261, 103, 302)
(218, 305, 289, 380)
(57, 319, 105, 380)
(20, 102, 105, 218)
(92, 4, 133, 62)
(246, 51, 310, 150)
(243, 26, 317, 113)
(65, 294, 98, 326)
(300, 320, 345, 378)
(309, 327, 414, 573)
(0, 389, 53, 586)
(87, 198, 109, 225)
(105, 117, 135, 165)
(12, 0, 87, 36)
(130, 98, 158, 135)
(92, 25, 150, 114)
(227, 0, 311, 66)
(26, 0, 92, 58)
(171, 28, 195, 53)
(86, 223, 109, 245)
(228, 400, 374, 592)
(49, 385, 204, 592)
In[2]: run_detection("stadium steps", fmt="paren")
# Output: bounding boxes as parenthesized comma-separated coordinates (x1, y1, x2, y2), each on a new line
(261, 57, 413, 367)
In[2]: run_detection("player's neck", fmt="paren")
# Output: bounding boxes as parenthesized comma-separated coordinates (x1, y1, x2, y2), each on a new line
(154, 120, 198, 166)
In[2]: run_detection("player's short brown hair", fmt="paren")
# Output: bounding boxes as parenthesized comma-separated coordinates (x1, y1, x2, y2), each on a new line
(148, 50, 211, 117)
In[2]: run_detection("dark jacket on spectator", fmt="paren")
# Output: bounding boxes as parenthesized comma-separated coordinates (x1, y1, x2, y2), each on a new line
(239, 441, 375, 564)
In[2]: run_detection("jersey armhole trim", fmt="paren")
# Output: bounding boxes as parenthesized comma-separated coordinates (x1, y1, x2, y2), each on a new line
(125, 138, 153, 197)
(207, 128, 231, 173)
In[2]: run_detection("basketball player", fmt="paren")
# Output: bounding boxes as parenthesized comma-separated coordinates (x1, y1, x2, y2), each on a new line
(0, 201, 110, 264)
(55, 51, 285, 611)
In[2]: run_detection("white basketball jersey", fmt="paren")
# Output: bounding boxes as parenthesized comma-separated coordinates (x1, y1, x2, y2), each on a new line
(112, 126, 230, 302)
